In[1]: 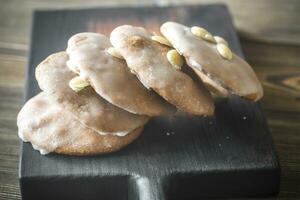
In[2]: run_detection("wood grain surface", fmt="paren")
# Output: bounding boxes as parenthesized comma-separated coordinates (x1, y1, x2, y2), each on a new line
(0, 0, 299, 200)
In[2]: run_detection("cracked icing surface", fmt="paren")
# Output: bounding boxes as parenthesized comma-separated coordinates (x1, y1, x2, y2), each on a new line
(160, 22, 263, 101)
(17, 92, 144, 155)
(66, 32, 175, 116)
(110, 25, 214, 115)
(35, 52, 149, 135)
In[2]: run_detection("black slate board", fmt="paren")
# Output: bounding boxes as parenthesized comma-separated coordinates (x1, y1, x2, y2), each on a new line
(19, 4, 280, 200)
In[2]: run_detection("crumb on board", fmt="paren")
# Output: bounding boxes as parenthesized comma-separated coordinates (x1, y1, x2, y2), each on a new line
(166, 131, 175, 136)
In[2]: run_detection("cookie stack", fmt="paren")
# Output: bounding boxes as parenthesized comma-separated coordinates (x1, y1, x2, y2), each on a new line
(17, 22, 263, 156)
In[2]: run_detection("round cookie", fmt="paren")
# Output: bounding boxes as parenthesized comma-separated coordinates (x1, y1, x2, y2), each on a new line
(160, 21, 263, 101)
(17, 92, 143, 156)
(66, 32, 175, 116)
(35, 52, 149, 135)
(110, 25, 214, 116)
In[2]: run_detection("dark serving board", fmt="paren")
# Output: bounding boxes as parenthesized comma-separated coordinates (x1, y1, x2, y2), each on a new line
(20, 4, 280, 200)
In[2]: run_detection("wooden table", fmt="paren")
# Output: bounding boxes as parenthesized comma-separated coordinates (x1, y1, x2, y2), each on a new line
(0, 0, 299, 199)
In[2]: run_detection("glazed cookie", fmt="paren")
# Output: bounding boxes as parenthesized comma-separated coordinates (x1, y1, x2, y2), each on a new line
(160, 21, 263, 101)
(66, 32, 175, 116)
(17, 92, 143, 155)
(110, 25, 214, 115)
(35, 52, 149, 135)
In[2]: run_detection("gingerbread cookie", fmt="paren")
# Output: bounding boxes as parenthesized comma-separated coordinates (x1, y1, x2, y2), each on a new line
(160, 22, 263, 101)
(17, 92, 143, 155)
(35, 52, 149, 135)
(66, 32, 175, 116)
(110, 25, 214, 115)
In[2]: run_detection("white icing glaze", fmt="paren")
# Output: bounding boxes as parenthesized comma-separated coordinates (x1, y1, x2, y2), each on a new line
(18, 130, 28, 142)
(113, 131, 129, 137)
(32, 144, 50, 155)
(85, 127, 130, 137)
